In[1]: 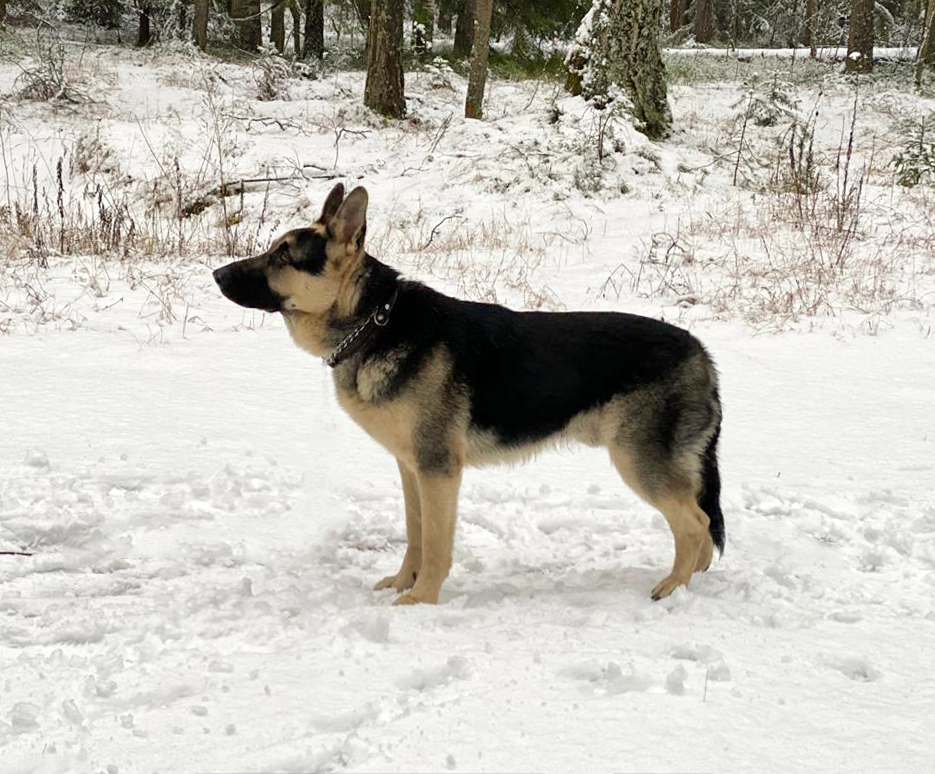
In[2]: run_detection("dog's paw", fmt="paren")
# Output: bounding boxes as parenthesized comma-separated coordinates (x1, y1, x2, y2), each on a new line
(392, 589, 438, 606)
(374, 570, 417, 593)
(650, 574, 689, 601)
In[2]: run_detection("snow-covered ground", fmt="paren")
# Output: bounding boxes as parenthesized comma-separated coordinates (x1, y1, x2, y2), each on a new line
(2, 41, 934, 773)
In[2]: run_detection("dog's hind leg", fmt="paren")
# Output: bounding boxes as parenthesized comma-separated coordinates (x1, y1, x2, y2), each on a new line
(375, 460, 423, 593)
(647, 496, 711, 600)
(394, 467, 462, 606)
(609, 447, 710, 600)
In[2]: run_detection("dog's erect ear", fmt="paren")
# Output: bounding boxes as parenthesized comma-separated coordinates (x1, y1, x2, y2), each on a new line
(319, 183, 345, 224)
(329, 186, 368, 252)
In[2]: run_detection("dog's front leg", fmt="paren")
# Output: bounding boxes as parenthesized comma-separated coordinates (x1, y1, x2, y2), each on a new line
(374, 460, 422, 593)
(394, 466, 462, 605)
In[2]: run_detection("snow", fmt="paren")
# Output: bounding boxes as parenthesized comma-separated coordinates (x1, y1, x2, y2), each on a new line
(1, 40, 935, 774)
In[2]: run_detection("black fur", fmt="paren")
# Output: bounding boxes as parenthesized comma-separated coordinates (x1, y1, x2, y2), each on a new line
(213, 260, 282, 313)
(354, 256, 702, 448)
(698, 424, 725, 553)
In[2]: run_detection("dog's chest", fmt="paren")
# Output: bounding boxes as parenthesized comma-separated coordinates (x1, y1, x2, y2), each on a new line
(334, 376, 418, 462)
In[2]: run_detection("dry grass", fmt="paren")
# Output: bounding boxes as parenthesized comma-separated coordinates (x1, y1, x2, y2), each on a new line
(372, 205, 578, 310)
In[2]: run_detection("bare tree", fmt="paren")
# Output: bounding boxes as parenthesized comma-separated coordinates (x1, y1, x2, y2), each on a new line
(845, 0, 874, 73)
(193, 0, 209, 50)
(364, 0, 406, 118)
(303, 0, 324, 58)
(464, 0, 492, 119)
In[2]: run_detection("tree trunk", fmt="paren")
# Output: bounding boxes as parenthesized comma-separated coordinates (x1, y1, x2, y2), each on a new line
(138, 5, 153, 46)
(437, 4, 452, 33)
(232, 0, 262, 50)
(694, 0, 715, 43)
(177, 1, 188, 35)
(845, 0, 874, 72)
(573, 0, 671, 140)
(669, 0, 685, 32)
(412, 0, 435, 58)
(303, 0, 324, 58)
(0, 0, 6, 24)
(916, 0, 935, 83)
(453, 0, 475, 58)
(271, 2, 285, 51)
(289, 0, 301, 54)
(353, 0, 371, 29)
(803, 0, 817, 57)
(464, 0, 492, 119)
(364, 0, 406, 118)
(193, 0, 209, 49)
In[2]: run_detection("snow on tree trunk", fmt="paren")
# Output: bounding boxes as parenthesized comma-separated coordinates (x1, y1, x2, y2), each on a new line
(464, 0, 492, 119)
(303, 0, 324, 59)
(413, 0, 435, 59)
(845, 0, 874, 73)
(364, 0, 406, 118)
(566, 0, 672, 140)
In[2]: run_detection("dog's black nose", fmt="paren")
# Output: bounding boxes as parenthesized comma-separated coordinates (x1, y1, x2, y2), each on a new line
(213, 265, 231, 290)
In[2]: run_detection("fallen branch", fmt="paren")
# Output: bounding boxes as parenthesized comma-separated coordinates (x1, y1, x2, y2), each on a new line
(420, 214, 465, 251)
(0, 550, 34, 556)
(182, 171, 339, 217)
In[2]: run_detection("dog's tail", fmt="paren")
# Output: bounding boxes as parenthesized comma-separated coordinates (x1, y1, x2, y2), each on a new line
(698, 424, 725, 554)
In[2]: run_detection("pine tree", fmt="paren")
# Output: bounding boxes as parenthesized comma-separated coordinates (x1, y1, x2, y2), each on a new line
(567, 0, 671, 140)
(364, 0, 406, 118)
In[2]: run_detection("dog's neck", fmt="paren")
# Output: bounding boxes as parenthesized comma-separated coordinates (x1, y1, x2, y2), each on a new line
(325, 255, 400, 368)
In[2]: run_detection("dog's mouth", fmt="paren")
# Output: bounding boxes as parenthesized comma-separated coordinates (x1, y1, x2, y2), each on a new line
(213, 262, 283, 313)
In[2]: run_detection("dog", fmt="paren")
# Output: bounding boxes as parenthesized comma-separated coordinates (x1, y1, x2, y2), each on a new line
(213, 183, 725, 605)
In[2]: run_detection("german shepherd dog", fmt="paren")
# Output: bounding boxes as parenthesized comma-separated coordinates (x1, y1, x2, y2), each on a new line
(214, 184, 724, 605)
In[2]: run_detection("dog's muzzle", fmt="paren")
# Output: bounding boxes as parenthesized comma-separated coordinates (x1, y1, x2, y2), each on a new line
(213, 261, 283, 313)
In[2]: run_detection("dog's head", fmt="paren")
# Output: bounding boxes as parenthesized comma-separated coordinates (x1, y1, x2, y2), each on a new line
(213, 183, 369, 318)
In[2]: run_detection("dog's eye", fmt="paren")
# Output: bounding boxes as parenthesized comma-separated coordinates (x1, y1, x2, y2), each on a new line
(270, 244, 290, 266)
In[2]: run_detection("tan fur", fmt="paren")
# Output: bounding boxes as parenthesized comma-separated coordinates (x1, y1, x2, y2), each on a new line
(374, 460, 423, 593)
(394, 469, 462, 605)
